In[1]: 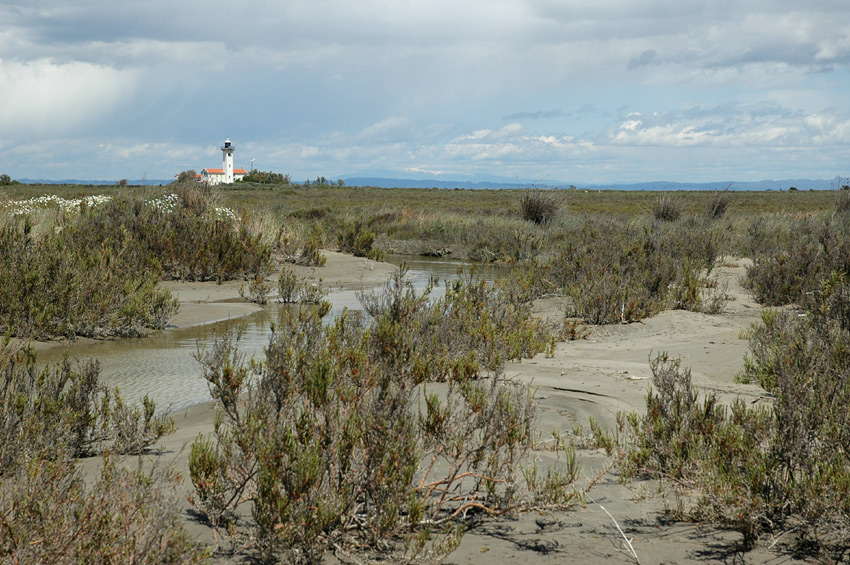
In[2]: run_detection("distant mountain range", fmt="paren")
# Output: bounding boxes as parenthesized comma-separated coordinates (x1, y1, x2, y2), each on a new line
(340, 177, 838, 191)
(15, 176, 841, 191)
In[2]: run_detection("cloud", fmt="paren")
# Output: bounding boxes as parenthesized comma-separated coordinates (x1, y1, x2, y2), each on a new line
(1, 1, 848, 182)
(628, 50, 658, 70)
(607, 103, 850, 149)
(355, 117, 417, 143)
(0, 58, 138, 137)
(451, 123, 527, 143)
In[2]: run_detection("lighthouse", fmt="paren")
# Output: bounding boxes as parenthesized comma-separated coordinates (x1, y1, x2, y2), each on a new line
(197, 139, 248, 184)
(221, 138, 235, 184)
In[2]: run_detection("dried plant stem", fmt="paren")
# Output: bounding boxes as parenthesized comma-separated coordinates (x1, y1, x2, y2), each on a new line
(597, 501, 639, 564)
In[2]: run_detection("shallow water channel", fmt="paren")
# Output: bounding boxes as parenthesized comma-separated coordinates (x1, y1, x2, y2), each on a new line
(39, 256, 497, 413)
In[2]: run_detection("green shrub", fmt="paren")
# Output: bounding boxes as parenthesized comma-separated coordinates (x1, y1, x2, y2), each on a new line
(276, 225, 327, 267)
(74, 185, 272, 282)
(276, 267, 329, 304)
(0, 217, 179, 339)
(277, 266, 300, 303)
(0, 339, 198, 563)
(338, 217, 384, 260)
(240, 274, 272, 305)
(240, 170, 291, 185)
(743, 217, 850, 306)
(189, 270, 566, 562)
(540, 217, 724, 324)
(358, 266, 550, 370)
(0, 340, 175, 463)
(0, 185, 273, 338)
(621, 274, 850, 556)
(0, 456, 206, 564)
(618, 354, 781, 549)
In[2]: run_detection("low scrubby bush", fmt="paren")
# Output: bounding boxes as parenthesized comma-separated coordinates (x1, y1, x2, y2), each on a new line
(539, 217, 725, 323)
(358, 266, 551, 370)
(337, 217, 385, 260)
(0, 339, 199, 563)
(276, 266, 329, 304)
(276, 224, 327, 267)
(1, 185, 272, 338)
(0, 339, 175, 463)
(239, 274, 273, 304)
(0, 456, 206, 564)
(72, 185, 272, 282)
(189, 269, 571, 562)
(0, 217, 179, 339)
(620, 273, 850, 556)
(743, 216, 850, 306)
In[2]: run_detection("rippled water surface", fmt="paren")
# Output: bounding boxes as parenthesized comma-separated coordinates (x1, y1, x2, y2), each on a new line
(39, 256, 494, 412)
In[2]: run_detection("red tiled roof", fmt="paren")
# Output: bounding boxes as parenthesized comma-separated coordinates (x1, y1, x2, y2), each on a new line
(202, 168, 248, 175)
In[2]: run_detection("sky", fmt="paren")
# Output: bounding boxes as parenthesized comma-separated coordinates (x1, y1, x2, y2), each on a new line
(1, 1, 849, 184)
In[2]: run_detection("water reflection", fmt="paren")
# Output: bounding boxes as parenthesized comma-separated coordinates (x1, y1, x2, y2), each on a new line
(39, 306, 278, 413)
(38, 256, 497, 413)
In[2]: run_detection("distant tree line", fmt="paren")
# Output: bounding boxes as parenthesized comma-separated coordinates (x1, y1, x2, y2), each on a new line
(169, 169, 346, 188)
(301, 176, 345, 187)
(240, 170, 291, 185)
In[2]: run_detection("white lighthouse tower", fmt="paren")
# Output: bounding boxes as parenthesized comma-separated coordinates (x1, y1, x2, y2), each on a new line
(221, 138, 235, 184)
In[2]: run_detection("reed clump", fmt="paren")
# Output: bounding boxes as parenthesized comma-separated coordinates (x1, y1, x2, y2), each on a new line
(651, 193, 683, 222)
(704, 187, 732, 220)
(520, 188, 563, 225)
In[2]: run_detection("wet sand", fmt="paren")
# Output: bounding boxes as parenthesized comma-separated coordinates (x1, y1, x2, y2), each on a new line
(161, 250, 398, 328)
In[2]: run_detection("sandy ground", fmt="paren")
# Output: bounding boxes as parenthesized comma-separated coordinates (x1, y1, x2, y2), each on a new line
(443, 259, 795, 565)
(82, 255, 810, 564)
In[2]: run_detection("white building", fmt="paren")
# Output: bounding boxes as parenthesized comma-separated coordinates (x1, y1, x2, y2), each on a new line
(199, 138, 248, 185)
